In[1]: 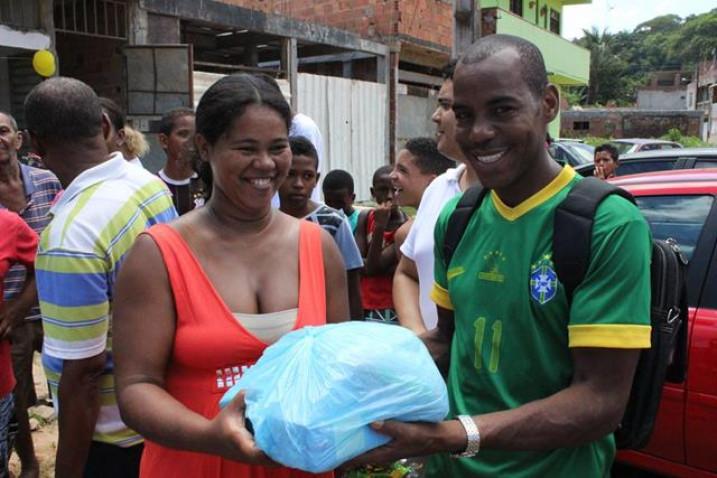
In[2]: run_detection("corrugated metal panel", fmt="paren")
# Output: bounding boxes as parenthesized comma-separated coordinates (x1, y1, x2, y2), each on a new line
(298, 73, 387, 201)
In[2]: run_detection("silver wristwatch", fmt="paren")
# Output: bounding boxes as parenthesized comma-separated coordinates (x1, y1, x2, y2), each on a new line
(451, 415, 481, 458)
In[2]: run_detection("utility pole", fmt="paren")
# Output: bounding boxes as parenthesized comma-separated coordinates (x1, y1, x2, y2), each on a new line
(453, 0, 481, 58)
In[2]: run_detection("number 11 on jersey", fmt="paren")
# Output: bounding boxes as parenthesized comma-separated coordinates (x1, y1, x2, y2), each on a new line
(474, 317, 503, 373)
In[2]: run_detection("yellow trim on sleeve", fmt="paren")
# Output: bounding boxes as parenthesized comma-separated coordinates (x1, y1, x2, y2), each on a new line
(568, 324, 652, 349)
(492, 166, 576, 221)
(430, 283, 454, 310)
(447, 266, 465, 281)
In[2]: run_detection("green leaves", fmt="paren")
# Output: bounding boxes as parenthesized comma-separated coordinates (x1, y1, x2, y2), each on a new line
(570, 9, 717, 106)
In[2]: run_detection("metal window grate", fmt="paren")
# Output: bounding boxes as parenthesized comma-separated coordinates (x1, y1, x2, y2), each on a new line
(54, 0, 127, 40)
(0, 0, 41, 30)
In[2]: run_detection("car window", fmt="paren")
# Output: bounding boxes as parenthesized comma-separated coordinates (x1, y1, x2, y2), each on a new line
(694, 160, 717, 169)
(634, 195, 714, 260)
(563, 144, 593, 165)
(609, 142, 634, 155)
(617, 160, 676, 176)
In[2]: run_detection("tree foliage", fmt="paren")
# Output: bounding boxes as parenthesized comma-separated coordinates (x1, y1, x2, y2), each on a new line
(570, 9, 717, 106)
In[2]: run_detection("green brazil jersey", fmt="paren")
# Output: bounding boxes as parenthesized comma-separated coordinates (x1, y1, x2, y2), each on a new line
(426, 166, 652, 477)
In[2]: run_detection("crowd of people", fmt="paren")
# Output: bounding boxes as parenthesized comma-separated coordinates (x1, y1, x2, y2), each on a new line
(0, 34, 651, 478)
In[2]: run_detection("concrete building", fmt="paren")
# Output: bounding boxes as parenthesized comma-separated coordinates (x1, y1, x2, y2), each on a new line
(0, 1, 52, 125)
(637, 70, 689, 111)
(686, 59, 717, 144)
(560, 108, 703, 139)
(1, 0, 592, 179)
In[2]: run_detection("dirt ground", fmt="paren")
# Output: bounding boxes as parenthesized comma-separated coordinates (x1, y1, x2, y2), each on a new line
(8, 354, 57, 478)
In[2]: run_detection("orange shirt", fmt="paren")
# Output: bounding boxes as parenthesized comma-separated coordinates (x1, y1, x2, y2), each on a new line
(139, 221, 332, 478)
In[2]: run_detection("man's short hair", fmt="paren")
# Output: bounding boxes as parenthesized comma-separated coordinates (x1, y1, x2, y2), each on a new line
(404, 137, 453, 176)
(289, 135, 319, 170)
(372, 165, 393, 185)
(441, 59, 458, 80)
(24, 77, 103, 142)
(460, 34, 548, 98)
(0, 111, 18, 131)
(159, 107, 195, 136)
(595, 143, 619, 162)
(322, 169, 355, 195)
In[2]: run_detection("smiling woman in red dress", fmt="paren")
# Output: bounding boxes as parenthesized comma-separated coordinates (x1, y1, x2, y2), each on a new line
(112, 74, 349, 478)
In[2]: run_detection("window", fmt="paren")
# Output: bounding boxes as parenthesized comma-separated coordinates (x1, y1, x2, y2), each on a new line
(694, 160, 717, 169)
(549, 9, 560, 34)
(617, 160, 677, 177)
(510, 0, 523, 16)
(635, 195, 714, 260)
(573, 121, 589, 131)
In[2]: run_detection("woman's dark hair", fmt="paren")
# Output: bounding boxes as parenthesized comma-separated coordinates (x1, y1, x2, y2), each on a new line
(196, 73, 292, 146)
(99, 97, 126, 133)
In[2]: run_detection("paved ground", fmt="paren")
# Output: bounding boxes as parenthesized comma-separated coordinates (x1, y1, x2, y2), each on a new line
(8, 355, 56, 478)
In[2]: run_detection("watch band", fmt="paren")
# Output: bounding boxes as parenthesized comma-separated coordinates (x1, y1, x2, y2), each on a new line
(451, 415, 481, 458)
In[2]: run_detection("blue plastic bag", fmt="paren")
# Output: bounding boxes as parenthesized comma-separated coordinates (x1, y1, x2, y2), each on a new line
(219, 322, 448, 473)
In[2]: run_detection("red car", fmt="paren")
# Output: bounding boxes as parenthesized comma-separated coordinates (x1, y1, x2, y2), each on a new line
(610, 169, 717, 477)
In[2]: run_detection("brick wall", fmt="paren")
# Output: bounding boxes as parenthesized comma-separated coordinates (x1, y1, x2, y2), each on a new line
(396, 0, 452, 49)
(217, 0, 452, 50)
(217, 0, 398, 41)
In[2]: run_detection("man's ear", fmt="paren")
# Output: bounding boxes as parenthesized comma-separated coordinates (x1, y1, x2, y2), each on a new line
(542, 84, 560, 123)
(101, 113, 112, 142)
(316, 172, 321, 183)
(15, 130, 24, 151)
(158, 133, 169, 151)
(117, 127, 127, 147)
(351, 193, 356, 202)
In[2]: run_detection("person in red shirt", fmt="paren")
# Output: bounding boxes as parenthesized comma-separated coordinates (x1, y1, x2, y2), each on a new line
(355, 166, 408, 323)
(0, 210, 38, 476)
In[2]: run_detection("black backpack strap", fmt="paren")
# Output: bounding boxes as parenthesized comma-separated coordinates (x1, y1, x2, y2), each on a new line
(553, 177, 635, 302)
(443, 185, 488, 268)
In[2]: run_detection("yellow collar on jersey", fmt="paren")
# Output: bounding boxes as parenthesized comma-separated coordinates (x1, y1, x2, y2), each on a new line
(491, 166, 576, 222)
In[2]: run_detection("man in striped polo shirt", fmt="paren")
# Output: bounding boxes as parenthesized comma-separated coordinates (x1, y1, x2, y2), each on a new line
(25, 78, 178, 477)
(0, 110, 62, 478)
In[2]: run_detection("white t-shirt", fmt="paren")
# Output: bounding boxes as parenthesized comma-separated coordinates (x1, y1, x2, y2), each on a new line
(399, 164, 465, 330)
(272, 113, 325, 208)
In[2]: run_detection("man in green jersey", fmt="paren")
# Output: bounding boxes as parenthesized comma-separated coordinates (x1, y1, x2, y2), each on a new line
(346, 34, 651, 477)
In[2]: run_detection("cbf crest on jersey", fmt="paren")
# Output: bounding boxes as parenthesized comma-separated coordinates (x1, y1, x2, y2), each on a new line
(530, 255, 558, 305)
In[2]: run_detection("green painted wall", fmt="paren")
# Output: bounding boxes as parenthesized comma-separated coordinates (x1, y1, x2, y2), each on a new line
(494, 11, 589, 85)
(481, 0, 589, 34)
(480, 0, 592, 137)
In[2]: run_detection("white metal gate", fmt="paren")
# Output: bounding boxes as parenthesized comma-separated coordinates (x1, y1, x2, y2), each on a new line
(297, 73, 388, 202)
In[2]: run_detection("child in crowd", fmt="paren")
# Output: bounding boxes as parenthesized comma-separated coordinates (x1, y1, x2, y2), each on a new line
(278, 136, 364, 321)
(355, 165, 407, 323)
(322, 169, 360, 234)
(390, 137, 454, 253)
(157, 108, 205, 214)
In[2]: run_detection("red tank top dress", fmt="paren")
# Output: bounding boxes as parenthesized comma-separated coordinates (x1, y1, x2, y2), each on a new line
(139, 221, 332, 478)
(360, 210, 396, 310)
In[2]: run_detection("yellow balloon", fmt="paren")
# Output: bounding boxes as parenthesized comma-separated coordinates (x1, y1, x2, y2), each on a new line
(32, 50, 56, 77)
